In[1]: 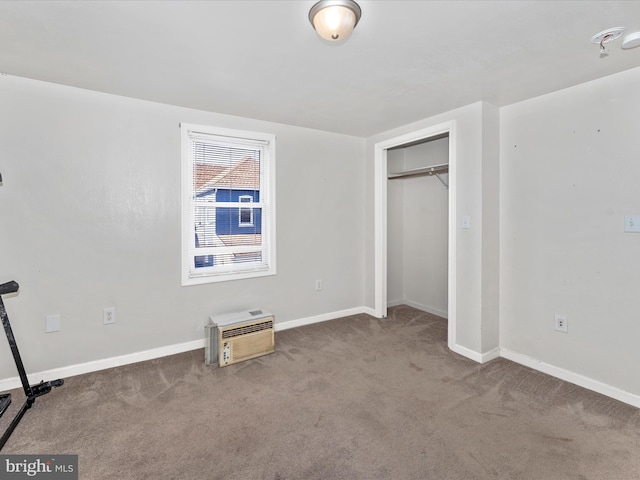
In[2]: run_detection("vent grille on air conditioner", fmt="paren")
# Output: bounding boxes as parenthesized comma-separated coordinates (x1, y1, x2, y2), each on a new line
(221, 319, 274, 339)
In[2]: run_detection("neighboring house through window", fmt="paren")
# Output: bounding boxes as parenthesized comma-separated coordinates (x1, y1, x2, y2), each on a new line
(181, 123, 276, 285)
(239, 195, 254, 226)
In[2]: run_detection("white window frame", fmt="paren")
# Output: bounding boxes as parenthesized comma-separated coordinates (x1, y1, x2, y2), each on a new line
(181, 123, 276, 285)
(238, 195, 254, 227)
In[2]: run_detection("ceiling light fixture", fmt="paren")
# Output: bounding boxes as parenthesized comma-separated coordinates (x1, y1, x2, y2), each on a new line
(309, 0, 362, 42)
(591, 27, 625, 56)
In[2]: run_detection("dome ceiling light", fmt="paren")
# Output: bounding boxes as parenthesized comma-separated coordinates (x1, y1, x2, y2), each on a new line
(309, 0, 362, 42)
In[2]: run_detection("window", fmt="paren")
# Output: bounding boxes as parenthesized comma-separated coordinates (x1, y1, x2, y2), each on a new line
(181, 124, 276, 285)
(238, 195, 254, 227)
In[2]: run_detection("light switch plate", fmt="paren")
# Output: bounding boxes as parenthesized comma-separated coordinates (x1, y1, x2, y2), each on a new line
(46, 314, 61, 333)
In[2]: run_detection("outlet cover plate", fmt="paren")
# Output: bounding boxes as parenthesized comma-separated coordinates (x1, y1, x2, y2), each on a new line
(46, 314, 61, 333)
(624, 215, 640, 233)
(554, 314, 568, 333)
(103, 307, 116, 325)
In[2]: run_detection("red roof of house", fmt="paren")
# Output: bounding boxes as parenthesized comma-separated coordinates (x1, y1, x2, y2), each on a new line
(195, 157, 260, 192)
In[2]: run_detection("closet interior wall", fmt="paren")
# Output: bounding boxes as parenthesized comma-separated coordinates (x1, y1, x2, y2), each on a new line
(387, 136, 449, 318)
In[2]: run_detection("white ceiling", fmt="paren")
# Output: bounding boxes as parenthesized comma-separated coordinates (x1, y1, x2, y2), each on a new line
(2, 1, 640, 137)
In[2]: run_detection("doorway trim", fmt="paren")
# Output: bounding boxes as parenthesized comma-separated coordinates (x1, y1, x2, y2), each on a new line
(374, 121, 457, 349)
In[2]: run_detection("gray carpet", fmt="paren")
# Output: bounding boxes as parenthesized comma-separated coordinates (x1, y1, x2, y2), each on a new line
(1, 305, 639, 479)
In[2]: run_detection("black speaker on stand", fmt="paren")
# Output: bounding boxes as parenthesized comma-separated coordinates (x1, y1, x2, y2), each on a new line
(0, 280, 64, 450)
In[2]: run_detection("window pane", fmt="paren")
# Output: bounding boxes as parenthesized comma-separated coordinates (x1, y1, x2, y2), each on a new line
(239, 195, 253, 226)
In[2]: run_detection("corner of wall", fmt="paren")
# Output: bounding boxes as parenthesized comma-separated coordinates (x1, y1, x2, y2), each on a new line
(480, 102, 501, 353)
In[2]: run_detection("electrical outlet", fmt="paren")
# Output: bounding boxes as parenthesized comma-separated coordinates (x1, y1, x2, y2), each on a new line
(554, 314, 568, 333)
(103, 307, 116, 325)
(624, 215, 640, 233)
(315, 279, 323, 291)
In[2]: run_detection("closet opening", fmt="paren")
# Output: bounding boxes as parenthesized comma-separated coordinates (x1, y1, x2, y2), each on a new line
(374, 121, 457, 349)
(387, 133, 449, 319)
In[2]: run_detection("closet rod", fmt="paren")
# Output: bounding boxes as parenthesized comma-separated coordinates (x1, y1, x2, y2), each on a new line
(387, 162, 449, 180)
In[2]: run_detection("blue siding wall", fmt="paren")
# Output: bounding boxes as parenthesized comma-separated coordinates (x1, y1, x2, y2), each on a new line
(211, 189, 261, 235)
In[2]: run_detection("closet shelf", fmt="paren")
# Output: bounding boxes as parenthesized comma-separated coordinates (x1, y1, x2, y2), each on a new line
(387, 162, 449, 179)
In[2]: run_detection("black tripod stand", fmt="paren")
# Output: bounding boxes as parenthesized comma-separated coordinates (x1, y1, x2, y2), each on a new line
(0, 280, 64, 450)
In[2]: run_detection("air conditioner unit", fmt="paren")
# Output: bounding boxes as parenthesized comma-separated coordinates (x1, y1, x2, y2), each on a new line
(205, 309, 275, 367)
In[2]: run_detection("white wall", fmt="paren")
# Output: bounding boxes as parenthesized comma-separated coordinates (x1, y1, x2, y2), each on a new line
(0, 75, 365, 380)
(500, 66, 640, 397)
(481, 104, 500, 352)
(387, 139, 449, 317)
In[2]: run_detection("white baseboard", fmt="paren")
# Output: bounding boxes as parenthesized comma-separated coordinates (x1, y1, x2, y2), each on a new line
(449, 343, 482, 362)
(404, 300, 448, 319)
(274, 306, 371, 331)
(0, 306, 372, 392)
(481, 347, 501, 363)
(450, 345, 640, 408)
(387, 300, 448, 319)
(450, 344, 499, 364)
(500, 348, 640, 409)
(0, 339, 205, 393)
(361, 306, 377, 317)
